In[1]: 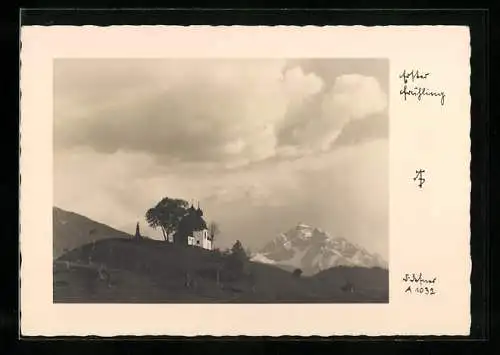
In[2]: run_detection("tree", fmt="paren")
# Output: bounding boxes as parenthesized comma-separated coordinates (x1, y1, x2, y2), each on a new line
(230, 240, 247, 260)
(134, 222, 141, 239)
(145, 197, 189, 241)
(176, 204, 207, 245)
(225, 240, 248, 276)
(208, 221, 220, 246)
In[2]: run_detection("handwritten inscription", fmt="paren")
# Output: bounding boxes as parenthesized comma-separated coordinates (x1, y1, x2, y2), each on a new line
(403, 272, 437, 295)
(413, 169, 426, 188)
(399, 69, 446, 106)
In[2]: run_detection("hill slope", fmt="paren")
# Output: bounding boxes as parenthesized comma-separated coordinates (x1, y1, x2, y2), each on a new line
(53, 207, 132, 259)
(54, 238, 389, 303)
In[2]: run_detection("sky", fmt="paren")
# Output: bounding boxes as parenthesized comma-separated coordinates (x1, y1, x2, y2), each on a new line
(53, 58, 389, 259)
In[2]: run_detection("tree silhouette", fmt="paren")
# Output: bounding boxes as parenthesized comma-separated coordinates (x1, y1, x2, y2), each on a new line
(175, 204, 207, 245)
(230, 240, 247, 260)
(208, 221, 220, 246)
(225, 240, 248, 276)
(134, 222, 141, 239)
(145, 197, 189, 241)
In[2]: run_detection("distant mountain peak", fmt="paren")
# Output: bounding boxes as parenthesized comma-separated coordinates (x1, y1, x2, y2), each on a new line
(253, 224, 387, 275)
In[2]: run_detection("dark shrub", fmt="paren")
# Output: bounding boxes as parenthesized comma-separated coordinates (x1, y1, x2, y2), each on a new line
(292, 268, 303, 278)
(341, 281, 355, 293)
(212, 248, 223, 257)
(222, 240, 249, 279)
(231, 240, 248, 260)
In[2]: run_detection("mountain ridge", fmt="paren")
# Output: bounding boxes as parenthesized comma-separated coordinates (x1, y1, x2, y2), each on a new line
(53, 206, 132, 259)
(252, 223, 387, 275)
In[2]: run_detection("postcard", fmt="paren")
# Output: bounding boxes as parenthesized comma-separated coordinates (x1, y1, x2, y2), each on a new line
(19, 25, 471, 336)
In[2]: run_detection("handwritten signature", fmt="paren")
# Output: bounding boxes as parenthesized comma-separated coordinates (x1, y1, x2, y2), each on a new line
(402, 272, 438, 295)
(402, 272, 437, 285)
(399, 69, 446, 106)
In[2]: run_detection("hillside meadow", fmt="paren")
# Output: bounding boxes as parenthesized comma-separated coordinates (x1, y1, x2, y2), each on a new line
(54, 238, 389, 303)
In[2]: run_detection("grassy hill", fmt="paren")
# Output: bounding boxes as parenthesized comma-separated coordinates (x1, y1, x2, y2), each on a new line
(54, 238, 389, 303)
(53, 207, 132, 259)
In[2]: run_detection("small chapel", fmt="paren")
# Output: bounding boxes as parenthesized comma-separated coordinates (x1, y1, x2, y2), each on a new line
(174, 203, 213, 250)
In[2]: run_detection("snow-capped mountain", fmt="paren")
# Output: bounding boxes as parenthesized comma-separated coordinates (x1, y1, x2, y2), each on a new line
(251, 224, 387, 275)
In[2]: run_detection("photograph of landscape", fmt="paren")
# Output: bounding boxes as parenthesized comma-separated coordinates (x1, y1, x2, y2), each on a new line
(53, 58, 389, 303)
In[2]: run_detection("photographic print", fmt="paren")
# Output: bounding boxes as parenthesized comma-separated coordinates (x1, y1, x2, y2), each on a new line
(52, 58, 389, 304)
(20, 25, 471, 336)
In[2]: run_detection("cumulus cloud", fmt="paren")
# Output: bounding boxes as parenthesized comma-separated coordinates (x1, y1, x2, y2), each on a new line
(322, 74, 387, 121)
(55, 59, 325, 168)
(276, 73, 387, 153)
(55, 59, 388, 169)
